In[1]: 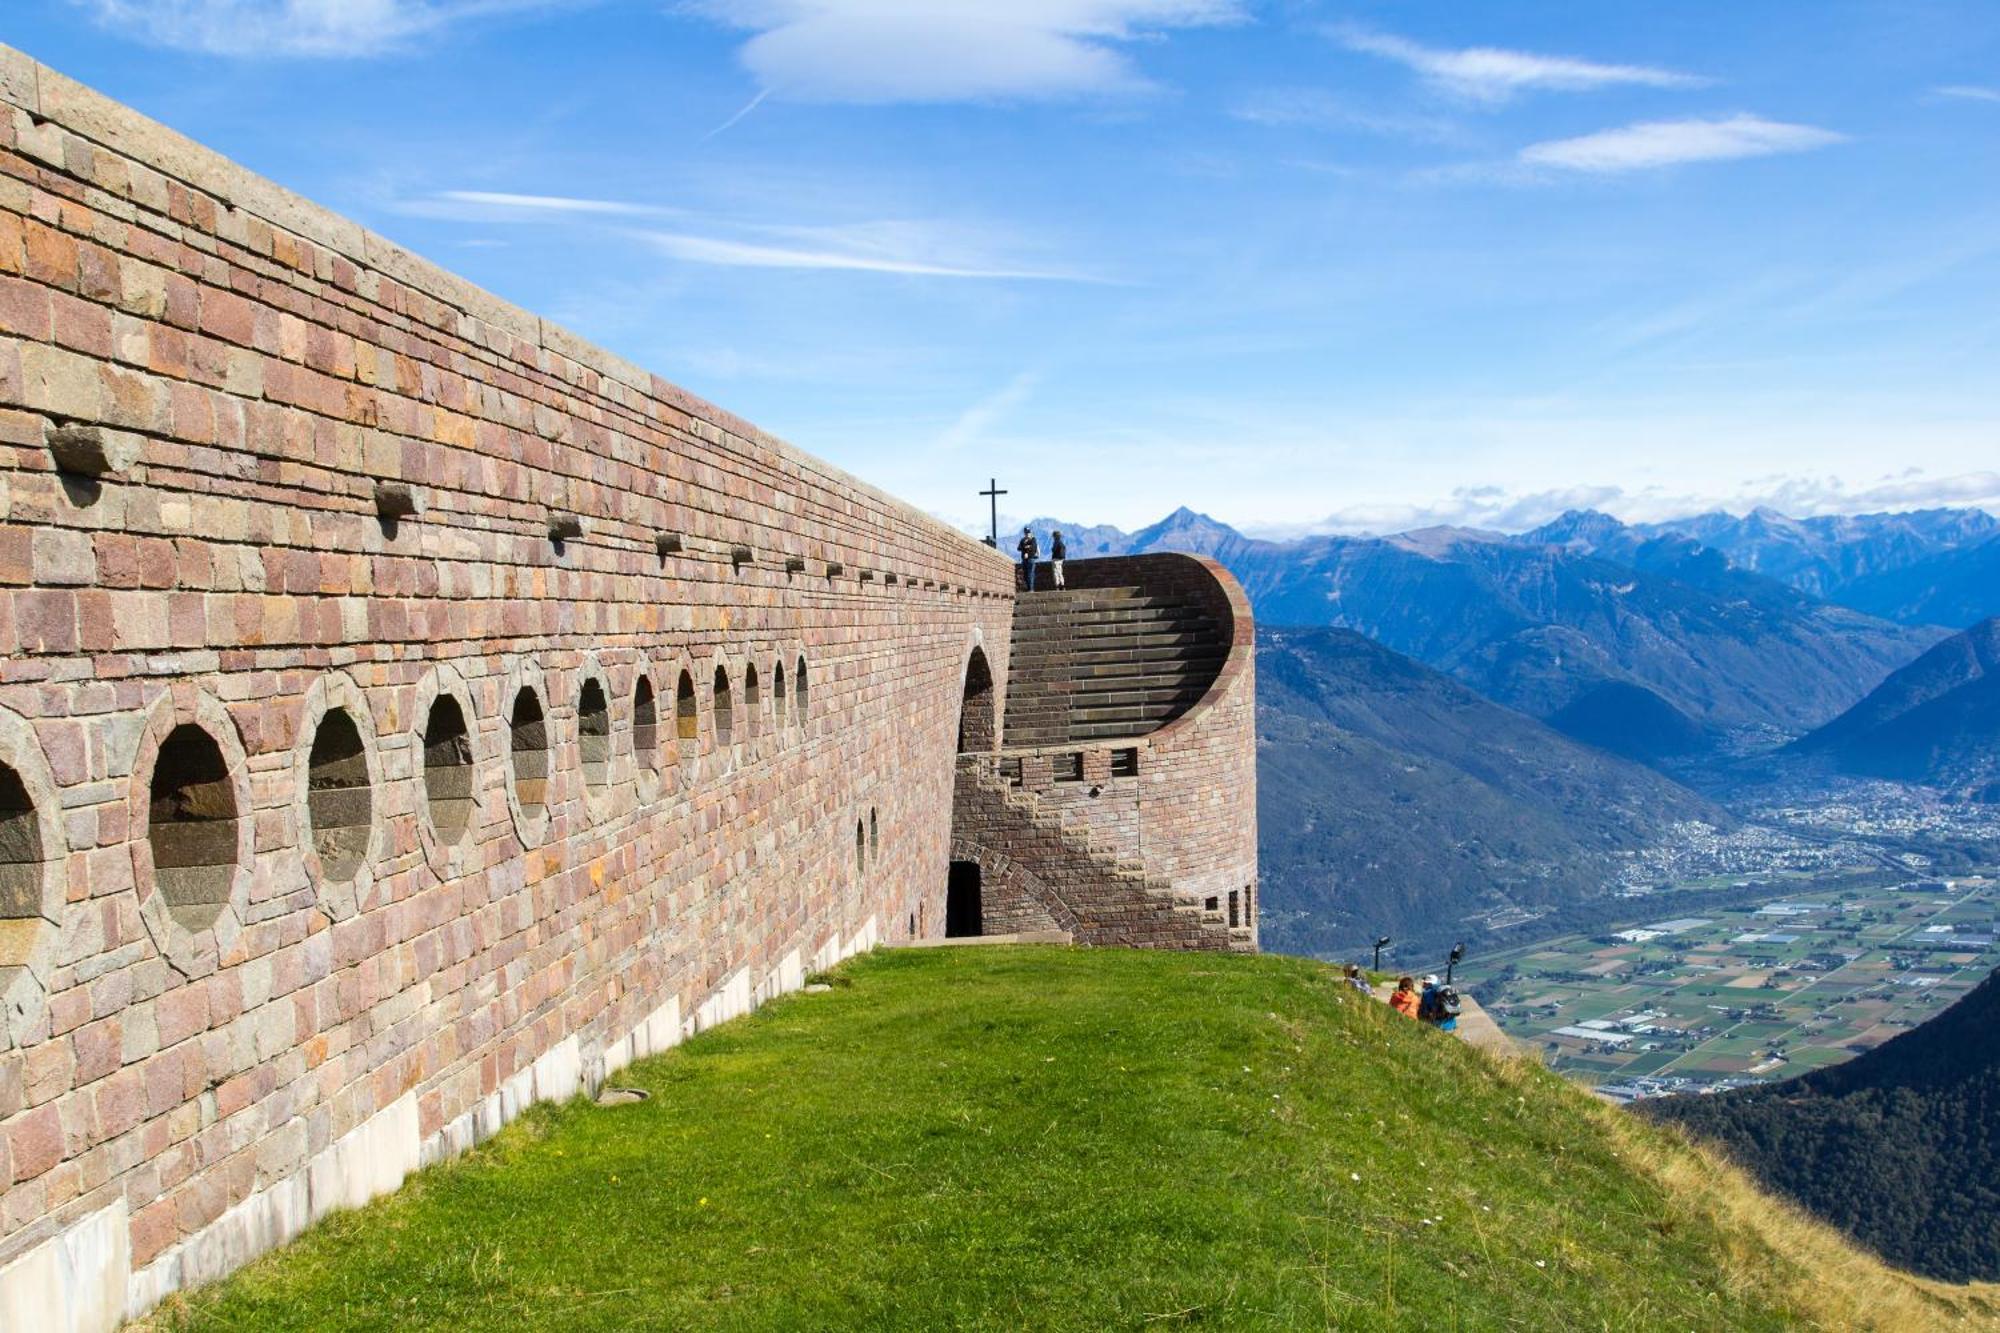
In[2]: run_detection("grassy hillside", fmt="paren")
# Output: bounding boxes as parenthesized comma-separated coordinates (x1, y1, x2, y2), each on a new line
(145, 948, 1998, 1331)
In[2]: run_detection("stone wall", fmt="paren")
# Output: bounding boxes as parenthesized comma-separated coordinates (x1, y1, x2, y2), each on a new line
(0, 45, 1016, 1329)
(951, 554, 1259, 948)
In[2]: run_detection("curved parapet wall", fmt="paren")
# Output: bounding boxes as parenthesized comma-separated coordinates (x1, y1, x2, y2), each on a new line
(954, 553, 1258, 949)
(0, 46, 1017, 1330)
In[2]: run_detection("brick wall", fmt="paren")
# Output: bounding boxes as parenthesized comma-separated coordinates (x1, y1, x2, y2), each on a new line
(949, 553, 1259, 949)
(0, 45, 1017, 1329)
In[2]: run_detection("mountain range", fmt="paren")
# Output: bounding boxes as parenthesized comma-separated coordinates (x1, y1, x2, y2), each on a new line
(1793, 617, 2000, 801)
(1645, 965, 2000, 1281)
(1255, 625, 1722, 959)
(1023, 506, 1946, 751)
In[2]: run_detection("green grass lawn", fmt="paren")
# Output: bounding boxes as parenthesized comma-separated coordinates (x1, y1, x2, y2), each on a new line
(149, 947, 1864, 1331)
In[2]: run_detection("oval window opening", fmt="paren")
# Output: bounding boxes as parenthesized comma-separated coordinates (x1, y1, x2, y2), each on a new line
(511, 687, 548, 819)
(714, 666, 734, 749)
(743, 664, 761, 741)
(578, 677, 610, 792)
(0, 763, 44, 968)
(676, 670, 699, 764)
(773, 662, 787, 734)
(633, 675, 659, 776)
(794, 656, 809, 724)
(148, 724, 239, 933)
(423, 694, 474, 844)
(305, 708, 371, 884)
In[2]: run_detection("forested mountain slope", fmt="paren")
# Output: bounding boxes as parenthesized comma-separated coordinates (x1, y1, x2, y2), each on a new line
(1646, 967, 2000, 1281)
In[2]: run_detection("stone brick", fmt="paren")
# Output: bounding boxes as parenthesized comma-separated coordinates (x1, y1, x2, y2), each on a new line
(7, 1104, 61, 1182)
(153, 984, 210, 1049)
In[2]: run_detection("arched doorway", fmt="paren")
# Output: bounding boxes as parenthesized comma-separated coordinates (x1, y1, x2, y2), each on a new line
(946, 860, 983, 937)
(958, 646, 995, 753)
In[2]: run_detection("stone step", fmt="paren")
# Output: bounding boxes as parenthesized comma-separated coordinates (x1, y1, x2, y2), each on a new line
(1012, 627, 1218, 652)
(1013, 608, 1206, 632)
(1016, 676, 1200, 696)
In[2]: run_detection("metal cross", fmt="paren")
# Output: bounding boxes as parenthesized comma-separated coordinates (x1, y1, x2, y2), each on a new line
(979, 478, 1008, 548)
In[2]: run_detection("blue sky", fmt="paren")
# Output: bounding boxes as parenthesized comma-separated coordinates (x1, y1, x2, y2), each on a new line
(5, 2, 1999, 536)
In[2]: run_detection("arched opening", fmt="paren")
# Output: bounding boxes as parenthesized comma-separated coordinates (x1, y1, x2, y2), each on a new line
(0, 762, 44, 966)
(147, 724, 240, 932)
(304, 708, 370, 884)
(946, 861, 983, 938)
(743, 663, 761, 741)
(510, 686, 548, 819)
(422, 694, 473, 844)
(713, 666, 734, 749)
(794, 655, 808, 726)
(855, 819, 866, 876)
(869, 808, 879, 864)
(578, 677, 609, 793)
(772, 662, 787, 735)
(676, 670, 698, 765)
(632, 675, 659, 777)
(959, 646, 996, 753)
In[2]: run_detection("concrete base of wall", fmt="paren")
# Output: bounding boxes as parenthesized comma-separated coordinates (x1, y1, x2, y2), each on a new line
(892, 931, 1074, 948)
(0, 917, 884, 1332)
(0, 1199, 128, 1333)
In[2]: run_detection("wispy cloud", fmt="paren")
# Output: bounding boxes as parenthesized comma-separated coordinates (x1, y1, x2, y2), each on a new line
(629, 228, 1089, 279)
(399, 189, 1100, 280)
(1519, 114, 1845, 173)
(1230, 87, 1462, 144)
(687, 0, 1244, 103)
(1334, 27, 1704, 104)
(69, 0, 571, 57)
(424, 190, 683, 217)
(940, 371, 1040, 450)
(1932, 85, 2000, 104)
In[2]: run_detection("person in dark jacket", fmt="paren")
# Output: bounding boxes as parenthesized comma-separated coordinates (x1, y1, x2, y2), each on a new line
(1017, 527, 1040, 591)
(1050, 530, 1067, 588)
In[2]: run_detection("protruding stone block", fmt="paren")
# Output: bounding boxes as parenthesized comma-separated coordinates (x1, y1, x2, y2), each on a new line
(373, 481, 421, 521)
(46, 422, 130, 477)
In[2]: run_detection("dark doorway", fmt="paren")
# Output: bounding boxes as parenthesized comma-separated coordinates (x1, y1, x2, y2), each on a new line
(946, 861, 983, 937)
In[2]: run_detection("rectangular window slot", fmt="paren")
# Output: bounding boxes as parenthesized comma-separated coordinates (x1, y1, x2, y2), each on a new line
(1111, 748, 1139, 777)
(1055, 753, 1085, 784)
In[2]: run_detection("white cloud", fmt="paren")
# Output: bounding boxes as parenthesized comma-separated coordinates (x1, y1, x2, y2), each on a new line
(400, 189, 1098, 280)
(1276, 474, 2000, 538)
(69, 0, 566, 57)
(1933, 85, 2000, 104)
(1230, 87, 1462, 144)
(940, 371, 1040, 450)
(1336, 28, 1703, 104)
(428, 190, 682, 217)
(629, 227, 1087, 279)
(1519, 114, 1845, 173)
(687, 0, 1243, 103)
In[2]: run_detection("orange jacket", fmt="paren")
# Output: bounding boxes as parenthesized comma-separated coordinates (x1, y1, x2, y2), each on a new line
(1389, 988, 1420, 1018)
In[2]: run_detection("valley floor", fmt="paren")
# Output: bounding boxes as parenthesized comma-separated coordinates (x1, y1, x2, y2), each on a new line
(142, 948, 1997, 1331)
(1464, 872, 1999, 1098)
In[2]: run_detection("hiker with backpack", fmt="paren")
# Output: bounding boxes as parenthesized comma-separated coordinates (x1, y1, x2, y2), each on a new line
(1417, 975, 1461, 1032)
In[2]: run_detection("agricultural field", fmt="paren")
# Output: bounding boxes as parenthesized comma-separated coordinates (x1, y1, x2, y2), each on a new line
(1458, 873, 1999, 1100)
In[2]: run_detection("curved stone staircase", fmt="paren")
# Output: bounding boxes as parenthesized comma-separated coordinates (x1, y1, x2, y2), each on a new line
(1003, 586, 1227, 748)
(953, 758, 1242, 950)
